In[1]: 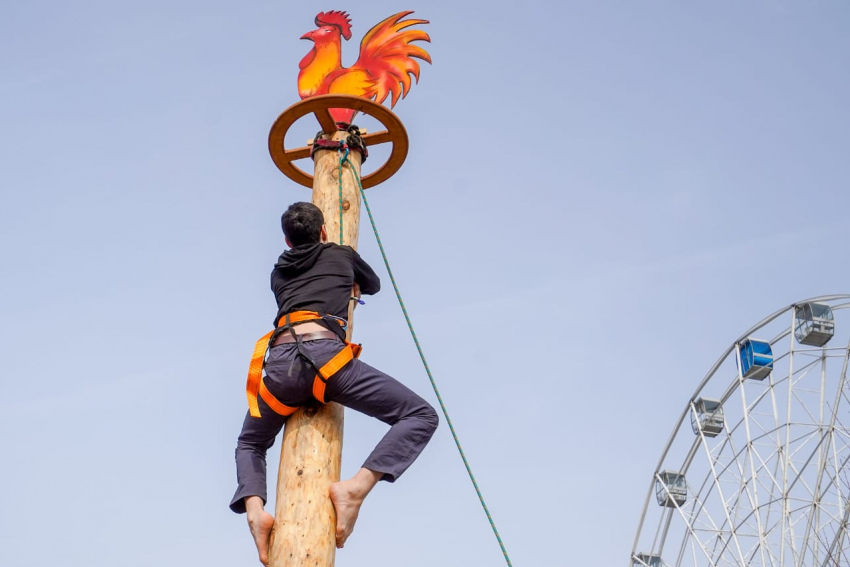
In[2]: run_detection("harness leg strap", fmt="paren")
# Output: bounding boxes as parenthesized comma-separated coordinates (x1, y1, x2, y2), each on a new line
(312, 343, 362, 403)
(246, 329, 275, 418)
(259, 379, 299, 416)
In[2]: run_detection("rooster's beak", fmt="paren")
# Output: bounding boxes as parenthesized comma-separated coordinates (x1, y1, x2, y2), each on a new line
(300, 31, 314, 41)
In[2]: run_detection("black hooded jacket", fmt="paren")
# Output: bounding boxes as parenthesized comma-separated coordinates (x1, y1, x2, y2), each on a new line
(270, 242, 381, 338)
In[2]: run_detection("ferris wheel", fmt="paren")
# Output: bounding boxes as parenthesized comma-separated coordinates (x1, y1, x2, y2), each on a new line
(631, 295, 850, 567)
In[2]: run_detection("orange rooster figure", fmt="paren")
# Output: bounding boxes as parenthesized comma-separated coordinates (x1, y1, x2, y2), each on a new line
(298, 10, 431, 125)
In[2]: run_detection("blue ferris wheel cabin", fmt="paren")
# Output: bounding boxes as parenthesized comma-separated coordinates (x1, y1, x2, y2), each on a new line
(738, 338, 774, 381)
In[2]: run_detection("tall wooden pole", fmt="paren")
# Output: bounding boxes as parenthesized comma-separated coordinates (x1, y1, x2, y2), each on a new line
(268, 130, 363, 567)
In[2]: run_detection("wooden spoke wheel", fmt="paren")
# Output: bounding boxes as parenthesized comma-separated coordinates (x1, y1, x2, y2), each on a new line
(268, 94, 409, 189)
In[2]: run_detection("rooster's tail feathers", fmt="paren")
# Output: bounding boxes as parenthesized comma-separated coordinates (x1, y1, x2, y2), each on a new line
(354, 11, 432, 108)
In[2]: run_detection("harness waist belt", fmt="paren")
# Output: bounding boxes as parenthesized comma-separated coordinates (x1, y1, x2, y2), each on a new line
(245, 311, 362, 418)
(272, 330, 340, 346)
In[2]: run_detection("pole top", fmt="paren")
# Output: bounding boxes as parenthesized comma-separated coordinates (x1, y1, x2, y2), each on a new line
(269, 94, 409, 189)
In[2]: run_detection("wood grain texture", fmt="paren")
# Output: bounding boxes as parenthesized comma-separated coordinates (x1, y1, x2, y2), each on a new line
(269, 130, 362, 567)
(312, 131, 362, 250)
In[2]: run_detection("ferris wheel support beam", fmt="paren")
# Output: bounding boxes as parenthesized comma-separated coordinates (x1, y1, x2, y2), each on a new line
(728, 438, 758, 562)
(804, 336, 850, 567)
(688, 404, 775, 565)
(692, 402, 749, 565)
(819, 494, 850, 567)
(796, 366, 850, 563)
(781, 309, 798, 567)
(814, 351, 827, 564)
(654, 472, 720, 567)
(671, 472, 729, 566)
(737, 342, 773, 567)
(761, 359, 788, 566)
(772, 347, 850, 566)
(664, 431, 714, 555)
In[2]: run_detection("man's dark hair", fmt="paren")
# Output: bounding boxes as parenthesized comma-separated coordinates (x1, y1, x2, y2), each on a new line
(281, 202, 324, 246)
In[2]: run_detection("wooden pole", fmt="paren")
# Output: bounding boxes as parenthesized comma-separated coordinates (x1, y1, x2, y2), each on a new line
(268, 130, 363, 567)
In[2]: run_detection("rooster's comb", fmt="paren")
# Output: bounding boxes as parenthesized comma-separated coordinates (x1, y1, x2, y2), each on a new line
(315, 11, 353, 40)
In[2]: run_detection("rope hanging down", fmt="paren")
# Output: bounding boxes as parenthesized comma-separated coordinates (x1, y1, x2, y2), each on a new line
(337, 152, 515, 567)
(315, 124, 367, 244)
(337, 149, 348, 244)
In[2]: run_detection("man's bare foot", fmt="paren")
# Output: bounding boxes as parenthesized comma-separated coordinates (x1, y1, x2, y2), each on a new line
(329, 468, 383, 548)
(329, 481, 363, 548)
(245, 496, 275, 565)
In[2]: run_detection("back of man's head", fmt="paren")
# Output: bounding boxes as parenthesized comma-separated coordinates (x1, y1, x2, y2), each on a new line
(282, 202, 324, 247)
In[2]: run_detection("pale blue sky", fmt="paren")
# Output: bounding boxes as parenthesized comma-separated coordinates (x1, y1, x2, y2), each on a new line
(1, 1, 848, 566)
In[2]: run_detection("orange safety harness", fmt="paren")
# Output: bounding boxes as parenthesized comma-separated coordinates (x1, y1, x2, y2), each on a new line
(245, 310, 362, 418)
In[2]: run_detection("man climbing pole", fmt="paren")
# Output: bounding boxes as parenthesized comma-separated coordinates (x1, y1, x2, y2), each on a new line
(230, 201, 439, 565)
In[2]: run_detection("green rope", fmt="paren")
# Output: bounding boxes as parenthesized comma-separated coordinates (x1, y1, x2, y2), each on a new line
(336, 151, 347, 244)
(339, 154, 514, 567)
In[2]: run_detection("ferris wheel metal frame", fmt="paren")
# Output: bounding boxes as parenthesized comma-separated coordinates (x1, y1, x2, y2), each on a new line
(631, 294, 850, 567)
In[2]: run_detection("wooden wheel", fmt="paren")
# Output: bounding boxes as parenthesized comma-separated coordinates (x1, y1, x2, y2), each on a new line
(268, 94, 409, 189)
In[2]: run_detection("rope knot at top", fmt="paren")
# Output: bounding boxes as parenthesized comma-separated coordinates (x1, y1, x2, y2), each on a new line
(310, 124, 369, 163)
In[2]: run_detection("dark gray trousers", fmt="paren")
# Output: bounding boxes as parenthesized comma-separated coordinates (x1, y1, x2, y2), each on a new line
(230, 338, 439, 513)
